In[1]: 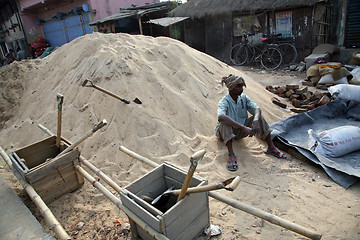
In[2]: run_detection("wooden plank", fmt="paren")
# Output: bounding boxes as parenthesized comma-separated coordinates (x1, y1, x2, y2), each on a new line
(15, 136, 56, 156)
(164, 162, 207, 187)
(126, 165, 164, 194)
(164, 192, 208, 231)
(174, 209, 210, 240)
(163, 163, 188, 183)
(135, 177, 167, 200)
(33, 161, 82, 204)
(15, 136, 71, 169)
(25, 150, 80, 183)
(20, 145, 59, 169)
(125, 190, 163, 217)
(120, 191, 160, 232)
(164, 176, 183, 189)
(31, 163, 78, 192)
(38, 174, 81, 203)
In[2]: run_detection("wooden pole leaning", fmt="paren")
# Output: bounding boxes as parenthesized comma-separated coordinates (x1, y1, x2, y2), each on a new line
(38, 124, 122, 193)
(57, 119, 107, 157)
(177, 149, 206, 202)
(119, 145, 322, 240)
(0, 146, 71, 240)
(56, 93, 64, 148)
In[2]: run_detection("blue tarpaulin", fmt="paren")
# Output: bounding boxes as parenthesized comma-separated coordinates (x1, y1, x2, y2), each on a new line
(270, 100, 360, 189)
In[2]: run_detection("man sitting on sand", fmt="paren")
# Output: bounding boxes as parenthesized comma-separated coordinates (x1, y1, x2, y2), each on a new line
(215, 74, 287, 171)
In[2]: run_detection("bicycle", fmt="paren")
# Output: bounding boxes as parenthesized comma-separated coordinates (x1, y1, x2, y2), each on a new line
(230, 33, 283, 70)
(261, 33, 298, 65)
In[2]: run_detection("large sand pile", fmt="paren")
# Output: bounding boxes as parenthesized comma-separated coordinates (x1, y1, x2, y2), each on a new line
(0, 32, 359, 239)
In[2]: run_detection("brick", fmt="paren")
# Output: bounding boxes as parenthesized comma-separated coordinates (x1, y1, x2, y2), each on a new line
(295, 87, 308, 95)
(318, 95, 331, 106)
(302, 81, 315, 86)
(292, 98, 302, 108)
(276, 87, 286, 94)
(272, 97, 287, 108)
(285, 91, 293, 98)
(301, 91, 312, 100)
(286, 84, 299, 90)
(289, 94, 301, 100)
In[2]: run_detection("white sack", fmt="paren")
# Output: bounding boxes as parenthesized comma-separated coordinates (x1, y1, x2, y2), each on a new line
(308, 126, 360, 157)
(328, 84, 360, 102)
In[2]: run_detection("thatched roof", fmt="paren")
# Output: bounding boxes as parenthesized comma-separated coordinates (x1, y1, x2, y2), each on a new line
(169, 0, 325, 18)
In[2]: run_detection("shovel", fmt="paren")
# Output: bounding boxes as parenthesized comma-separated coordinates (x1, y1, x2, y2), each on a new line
(82, 79, 141, 104)
(149, 176, 241, 205)
(177, 149, 206, 202)
(57, 119, 107, 157)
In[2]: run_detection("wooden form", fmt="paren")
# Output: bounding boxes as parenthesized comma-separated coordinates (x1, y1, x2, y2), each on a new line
(0, 146, 71, 240)
(120, 162, 210, 240)
(119, 146, 322, 240)
(10, 135, 84, 204)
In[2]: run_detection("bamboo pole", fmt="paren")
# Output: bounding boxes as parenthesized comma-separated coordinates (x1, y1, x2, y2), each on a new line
(119, 146, 322, 240)
(58, 119, 107, 157)
(0, 146, 71, 240)
(56, 93, 64, 148)
(75, 165, 169, 240)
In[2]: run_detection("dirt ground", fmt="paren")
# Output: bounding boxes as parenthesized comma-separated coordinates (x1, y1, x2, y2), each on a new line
(0, 33, 359, 240)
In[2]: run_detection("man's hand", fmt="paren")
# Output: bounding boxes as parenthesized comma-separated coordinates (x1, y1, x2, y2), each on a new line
(244, 126, 255, 137)
(252, 119, 261, 136)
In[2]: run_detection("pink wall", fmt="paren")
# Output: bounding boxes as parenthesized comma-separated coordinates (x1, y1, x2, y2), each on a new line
(18, 0, 159, 42)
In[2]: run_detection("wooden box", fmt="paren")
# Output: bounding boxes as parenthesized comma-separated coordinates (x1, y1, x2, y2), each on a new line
(120, 162, 210, 240)
(9, 136, 84, 204)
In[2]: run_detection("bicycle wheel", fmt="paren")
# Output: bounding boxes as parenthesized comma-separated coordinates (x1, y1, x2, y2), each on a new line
(278, 43, 297, 65)
(260, 47, 283, 70)
(230, 44, 248, 66)
(230, 44, 242, 65)
(235, 45, 249, 66)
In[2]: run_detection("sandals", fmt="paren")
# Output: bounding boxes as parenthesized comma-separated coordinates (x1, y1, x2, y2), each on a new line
(265, 148, 287, 159)
(227, 156, 238, 171)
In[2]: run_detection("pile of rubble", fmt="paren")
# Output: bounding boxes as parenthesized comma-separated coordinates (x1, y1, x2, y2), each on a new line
(266, 84, 332, 113)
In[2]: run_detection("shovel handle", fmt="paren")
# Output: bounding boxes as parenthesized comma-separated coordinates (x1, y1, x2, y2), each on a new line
(82, 79, 130, 104)
(226, 176, 241, 191)
(191, 149, 206, 161)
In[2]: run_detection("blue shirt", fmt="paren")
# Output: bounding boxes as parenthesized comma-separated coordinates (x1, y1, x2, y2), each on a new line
(215, 93, 259, 136)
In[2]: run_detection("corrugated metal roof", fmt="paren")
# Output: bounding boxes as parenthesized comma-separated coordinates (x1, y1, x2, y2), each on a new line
(90, 3, 171, 26)
(147, 17, 188, 27)
(169, 0, 326, 18)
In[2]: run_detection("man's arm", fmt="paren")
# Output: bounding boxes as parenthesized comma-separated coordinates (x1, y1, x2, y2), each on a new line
(252, 108, 261, 135)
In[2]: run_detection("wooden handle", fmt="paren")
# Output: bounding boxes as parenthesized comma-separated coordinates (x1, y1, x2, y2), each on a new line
(190, 149, 206, 161)
(56, 93, 64, 148)
(176, 171, 195, 202)
(58, 119, 107, 157)
(226, 176, 241, 191)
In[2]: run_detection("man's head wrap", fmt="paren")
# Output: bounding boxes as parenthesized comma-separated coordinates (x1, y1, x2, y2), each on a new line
(221, 74, 246, 91)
